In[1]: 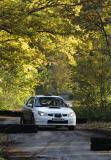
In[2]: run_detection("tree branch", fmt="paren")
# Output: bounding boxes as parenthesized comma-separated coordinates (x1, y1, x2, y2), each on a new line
(0, 38, 18, 43)
(36, 29, 74, 36)
(96, 10, 111, 57)
(28, 0, 88, 14)
(0, 26, 13, 34)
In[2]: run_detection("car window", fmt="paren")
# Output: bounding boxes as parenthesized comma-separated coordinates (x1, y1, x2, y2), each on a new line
(26, 97, 35, 107)
(36, 97, 68, 107)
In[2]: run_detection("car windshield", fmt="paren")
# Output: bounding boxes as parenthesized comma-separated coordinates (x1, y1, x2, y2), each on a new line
(36, 97, 68, 107)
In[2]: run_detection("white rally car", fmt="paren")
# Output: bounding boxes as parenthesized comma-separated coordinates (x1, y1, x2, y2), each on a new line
(20, 95, 76, 130)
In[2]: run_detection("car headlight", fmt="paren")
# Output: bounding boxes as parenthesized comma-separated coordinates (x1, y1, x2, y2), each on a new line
(68, 112, 74, 117)
(38, 111, 47, 116)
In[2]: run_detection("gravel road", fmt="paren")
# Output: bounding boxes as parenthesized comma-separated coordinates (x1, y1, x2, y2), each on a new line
(1, 117, 111, 160)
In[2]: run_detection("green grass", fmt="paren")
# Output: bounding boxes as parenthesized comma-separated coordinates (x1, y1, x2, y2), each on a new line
(77, 122, 111, 135)
(85, 122, 111, 130)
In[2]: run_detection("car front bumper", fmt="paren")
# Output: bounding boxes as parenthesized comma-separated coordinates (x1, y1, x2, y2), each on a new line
(34, 116, 76, 126)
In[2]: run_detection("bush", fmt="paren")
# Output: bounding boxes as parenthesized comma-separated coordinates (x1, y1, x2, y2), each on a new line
(73, 105, 111, 121)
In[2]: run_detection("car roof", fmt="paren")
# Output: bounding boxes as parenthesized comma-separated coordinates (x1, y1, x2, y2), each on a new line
(34, 95, 63, 99)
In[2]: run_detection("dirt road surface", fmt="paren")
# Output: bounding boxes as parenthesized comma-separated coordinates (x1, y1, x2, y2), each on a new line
(1, 117, 111, 160)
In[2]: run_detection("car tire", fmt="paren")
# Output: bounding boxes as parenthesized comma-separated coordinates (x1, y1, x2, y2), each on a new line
(68, 126, 75, 130)
(30, 115, 35, 124)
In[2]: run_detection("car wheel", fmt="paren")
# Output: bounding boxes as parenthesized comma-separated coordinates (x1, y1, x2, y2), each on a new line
(68, 126, 75, 130)
(30, 115, 35, 124)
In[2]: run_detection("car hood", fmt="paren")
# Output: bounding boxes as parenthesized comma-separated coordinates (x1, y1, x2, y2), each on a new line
(34, 107, 74, 114)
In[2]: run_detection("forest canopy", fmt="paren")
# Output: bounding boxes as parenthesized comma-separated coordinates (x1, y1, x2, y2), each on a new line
(0, 0, 111, 109)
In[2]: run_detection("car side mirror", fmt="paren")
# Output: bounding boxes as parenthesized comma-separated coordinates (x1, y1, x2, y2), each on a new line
(27, 103, 33, 108)
(65, 101, 73, 107)
(24, 99, 27, 104)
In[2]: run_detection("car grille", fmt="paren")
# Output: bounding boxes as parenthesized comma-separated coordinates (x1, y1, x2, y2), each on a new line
(48, 120, 68, 124)
(48, 114, 53, 117)
(63, 114, 67, 117)
(55, 113, 62, 118)
(48, 113, 68, 117)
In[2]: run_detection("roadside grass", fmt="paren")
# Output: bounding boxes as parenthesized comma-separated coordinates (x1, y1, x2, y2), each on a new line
(82, 122, 111, 130)
(78, 122, 111, 135)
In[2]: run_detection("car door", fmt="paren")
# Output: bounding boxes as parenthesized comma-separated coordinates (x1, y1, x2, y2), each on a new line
(23, 97, 35, 123)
